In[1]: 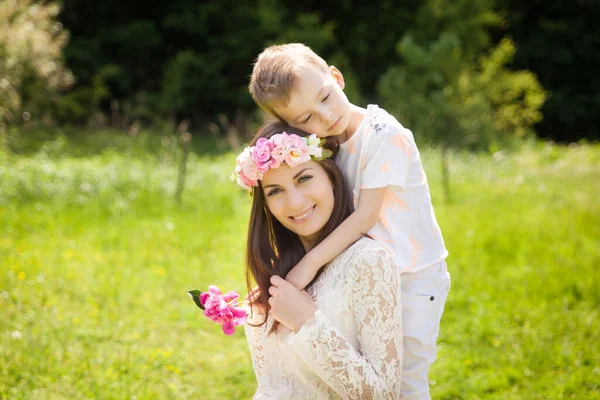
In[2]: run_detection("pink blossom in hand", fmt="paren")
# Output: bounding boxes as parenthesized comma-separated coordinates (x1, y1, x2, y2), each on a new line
(198, 285, 247, 335)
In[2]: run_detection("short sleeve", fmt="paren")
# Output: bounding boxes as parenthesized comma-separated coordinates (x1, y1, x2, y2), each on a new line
(361, 127, 415, 191)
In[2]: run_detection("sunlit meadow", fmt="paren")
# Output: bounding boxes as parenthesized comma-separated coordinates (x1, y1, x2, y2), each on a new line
(1, 129, 598, 399)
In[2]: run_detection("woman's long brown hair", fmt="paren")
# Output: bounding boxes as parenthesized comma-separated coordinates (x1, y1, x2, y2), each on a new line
(244, 121, 354, 332)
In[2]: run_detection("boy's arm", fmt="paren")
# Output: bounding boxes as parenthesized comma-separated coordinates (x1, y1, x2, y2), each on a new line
(285, 187, 387, 290)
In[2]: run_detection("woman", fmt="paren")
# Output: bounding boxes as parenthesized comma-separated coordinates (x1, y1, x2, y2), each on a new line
(236, 121, 403, 399)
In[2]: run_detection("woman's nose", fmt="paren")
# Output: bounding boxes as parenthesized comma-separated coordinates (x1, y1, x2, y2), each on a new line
(286, 188, 305, 212)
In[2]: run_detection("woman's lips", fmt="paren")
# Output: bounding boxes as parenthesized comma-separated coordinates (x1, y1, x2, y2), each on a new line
(290, 205, 316, 222)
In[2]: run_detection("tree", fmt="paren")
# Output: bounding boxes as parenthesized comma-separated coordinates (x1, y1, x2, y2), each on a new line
(500, 0, 600, 142)
(0, 0, 73, 126)
(378, 0, 546, 149)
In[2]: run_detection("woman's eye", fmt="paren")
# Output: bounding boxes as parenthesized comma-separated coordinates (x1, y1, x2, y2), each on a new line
(298, 175, 313, 183)
(322, 94, 329, 102)
(303, 114, 312, 123)
(267, 188, 281, 196)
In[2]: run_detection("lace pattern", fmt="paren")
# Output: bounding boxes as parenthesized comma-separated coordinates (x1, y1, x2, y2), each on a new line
(245, 237, 403, 399)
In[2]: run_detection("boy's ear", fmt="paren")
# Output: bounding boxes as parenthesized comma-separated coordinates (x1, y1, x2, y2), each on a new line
(329, 66, 345, 90)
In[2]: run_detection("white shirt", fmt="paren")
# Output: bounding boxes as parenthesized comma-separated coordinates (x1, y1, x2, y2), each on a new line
(245, 237, 403, 399)
(336, 105, 448, 273)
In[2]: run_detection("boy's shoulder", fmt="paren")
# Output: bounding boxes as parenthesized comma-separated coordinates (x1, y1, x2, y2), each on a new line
(354, 105, 415, 152)
(361, 105, 407, 138)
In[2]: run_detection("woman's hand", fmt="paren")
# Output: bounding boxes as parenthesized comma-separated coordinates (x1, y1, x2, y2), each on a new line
(245, 285, 261, 304)
(268, 275, 316, 333)
(245, 285, 266, 313)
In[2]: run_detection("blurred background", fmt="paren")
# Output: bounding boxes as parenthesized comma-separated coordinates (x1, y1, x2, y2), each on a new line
(1, 0, 599, 399)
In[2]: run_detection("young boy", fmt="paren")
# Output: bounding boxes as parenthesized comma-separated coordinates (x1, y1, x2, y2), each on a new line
(249, 43, 451, 400)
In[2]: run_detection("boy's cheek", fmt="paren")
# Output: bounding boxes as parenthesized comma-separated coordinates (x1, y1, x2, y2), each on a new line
(305, 123, 328, 138)
(315, 130, 334, 138)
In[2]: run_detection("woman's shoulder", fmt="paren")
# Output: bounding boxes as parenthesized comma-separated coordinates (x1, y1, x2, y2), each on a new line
(245, 305, 268, 327)
(335, 237, 399, 292)
(339, 236, 396, 266)
(350, 236, 390, 252)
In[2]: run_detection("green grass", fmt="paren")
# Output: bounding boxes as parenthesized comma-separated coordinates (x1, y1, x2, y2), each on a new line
(1, 130, 598, 399)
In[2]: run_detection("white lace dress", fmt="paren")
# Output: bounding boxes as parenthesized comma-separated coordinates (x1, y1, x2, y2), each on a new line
(244, 237, 403, 399)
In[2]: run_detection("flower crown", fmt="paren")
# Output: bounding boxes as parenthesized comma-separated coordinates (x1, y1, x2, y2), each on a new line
(232, 132, 333, 191)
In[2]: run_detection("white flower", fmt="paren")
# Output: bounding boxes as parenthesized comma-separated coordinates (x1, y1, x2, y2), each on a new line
(306, 134, 323, 158)
(307, 134, 320, 148)
(235, 147, 253, 167)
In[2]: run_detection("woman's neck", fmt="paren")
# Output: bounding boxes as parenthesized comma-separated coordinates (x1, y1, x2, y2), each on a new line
(300, 234, 317, 252)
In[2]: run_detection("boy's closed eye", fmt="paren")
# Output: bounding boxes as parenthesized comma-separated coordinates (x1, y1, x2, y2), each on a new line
(300, 94, 329, 124)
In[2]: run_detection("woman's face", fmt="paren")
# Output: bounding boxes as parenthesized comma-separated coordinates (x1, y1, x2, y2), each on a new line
(261, 160, 334, 250)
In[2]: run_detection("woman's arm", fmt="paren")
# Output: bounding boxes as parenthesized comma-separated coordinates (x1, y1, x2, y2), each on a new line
(287, 244, 403, 399)
(244, 311, 270, 388)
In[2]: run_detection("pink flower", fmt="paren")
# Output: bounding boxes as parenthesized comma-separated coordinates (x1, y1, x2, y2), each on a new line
(232, 130, 332, 191)
(274, 132, 308, 167)
(235, 147, 252, 168)
(285, 146, 311, 167)
(253, 138, 276, 172)
(237, 173, 257, 190)
(198, 285, 247, 335)
(236, 148, 262, 185)
(270, 131, 290, 147)
(243, 161, 261, 181)
(285, 133, 308, 150)
(270, 144, 285, 168)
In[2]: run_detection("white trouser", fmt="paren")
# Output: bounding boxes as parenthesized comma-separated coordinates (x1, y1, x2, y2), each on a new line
(400, 260, 451, 400)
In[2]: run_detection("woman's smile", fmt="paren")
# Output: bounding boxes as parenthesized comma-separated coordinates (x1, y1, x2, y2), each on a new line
(290, 205, 316, 222)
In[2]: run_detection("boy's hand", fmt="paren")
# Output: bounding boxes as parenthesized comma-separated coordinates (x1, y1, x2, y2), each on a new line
(285, 261, 318, 291)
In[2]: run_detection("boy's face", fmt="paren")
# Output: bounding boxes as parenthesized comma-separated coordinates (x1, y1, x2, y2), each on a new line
(273, 65, 352, 139)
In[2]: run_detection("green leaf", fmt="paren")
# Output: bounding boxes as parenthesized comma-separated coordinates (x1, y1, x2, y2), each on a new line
(187, 289, 205, 310)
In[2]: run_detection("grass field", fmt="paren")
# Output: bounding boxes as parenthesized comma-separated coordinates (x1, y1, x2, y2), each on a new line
(1, 130, 599, 399)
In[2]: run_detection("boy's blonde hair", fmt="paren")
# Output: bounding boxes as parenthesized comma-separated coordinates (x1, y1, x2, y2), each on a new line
(249, 43, 330, 117)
